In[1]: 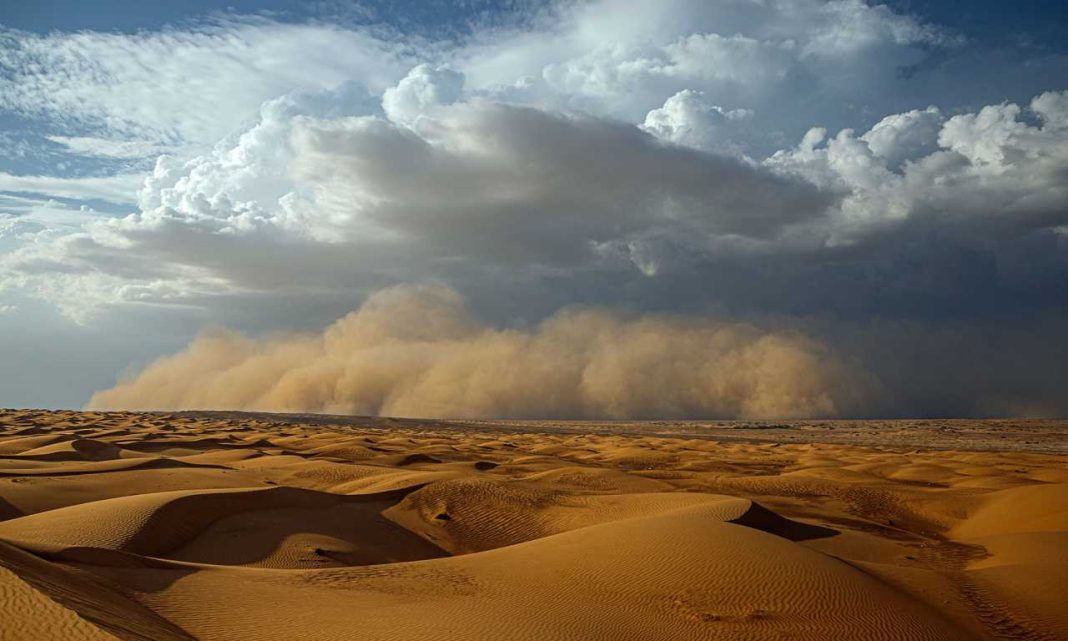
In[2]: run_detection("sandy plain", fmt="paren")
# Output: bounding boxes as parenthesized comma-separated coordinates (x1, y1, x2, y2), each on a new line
(0, 409, 1064, 641)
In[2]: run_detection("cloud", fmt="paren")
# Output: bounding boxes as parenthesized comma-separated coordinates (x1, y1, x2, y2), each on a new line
(859, 106, 942, 167)
(0, 172, 144, 204)
(5, 89, 1067, 332)
(88, 284, 874, 419)
(45, 136, 171, 160)
(382, 64, 465, 126)
(1, 93, 833, 322)
(0, 196, 101, 246)
(0, 19, 412, 148)
(642, 89, 753, 153)
(288, 101, 830, 252)
(457, 0, 971, 156)
(765, 90, 1068, 243)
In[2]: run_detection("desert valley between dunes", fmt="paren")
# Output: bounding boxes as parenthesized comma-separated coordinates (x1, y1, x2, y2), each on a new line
(0, 410, 1063, 641)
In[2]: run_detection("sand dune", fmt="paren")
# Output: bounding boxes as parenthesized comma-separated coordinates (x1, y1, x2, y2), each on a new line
(87, 503, 970, 641)
(0, 409, 1065, 641)
(948, 483, 1068, 640)
(0, 540, 194, 641)
(0, 562, 122, 641)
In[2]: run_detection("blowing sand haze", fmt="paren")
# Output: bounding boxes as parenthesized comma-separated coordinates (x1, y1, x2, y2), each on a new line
(88, 285, 873, 420)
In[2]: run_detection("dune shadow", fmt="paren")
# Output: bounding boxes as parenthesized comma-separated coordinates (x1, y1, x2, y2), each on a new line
(0, 457, 233, 478)
(732, 502, 838, 542)
(0, 540, 197, 638)
(0, 495, 23, 521)
(166, 498, 448, 567)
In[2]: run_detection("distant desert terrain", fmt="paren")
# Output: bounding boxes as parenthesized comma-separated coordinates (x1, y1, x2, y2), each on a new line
(0, 409, 1065, 641)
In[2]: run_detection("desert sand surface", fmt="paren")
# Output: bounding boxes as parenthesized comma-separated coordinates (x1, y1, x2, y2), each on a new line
(0, 409, 1065, 641)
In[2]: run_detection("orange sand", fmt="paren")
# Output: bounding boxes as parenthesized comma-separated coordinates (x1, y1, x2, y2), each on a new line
(0, 409, 1064, 640)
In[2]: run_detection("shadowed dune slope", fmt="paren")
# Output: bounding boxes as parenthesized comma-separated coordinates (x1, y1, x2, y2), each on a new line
(0, 540, 194, 641)
(0, 486, 447, 569)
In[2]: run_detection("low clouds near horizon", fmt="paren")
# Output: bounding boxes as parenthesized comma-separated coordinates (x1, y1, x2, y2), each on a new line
(1, 0, 1066, 416)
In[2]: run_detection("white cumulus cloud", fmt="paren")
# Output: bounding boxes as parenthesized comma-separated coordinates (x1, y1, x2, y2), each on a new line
(382, 64, 466, 126)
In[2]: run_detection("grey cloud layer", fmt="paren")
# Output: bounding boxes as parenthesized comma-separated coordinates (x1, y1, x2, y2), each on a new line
(290, 102, 831, 254)
(11, 86, 1065, 317)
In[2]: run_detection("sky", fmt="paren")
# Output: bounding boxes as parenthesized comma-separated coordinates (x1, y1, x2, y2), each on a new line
(0, 0, 1066, 417)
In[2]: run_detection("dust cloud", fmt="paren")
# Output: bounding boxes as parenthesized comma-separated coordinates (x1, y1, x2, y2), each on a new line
(89, 285, 874, 419)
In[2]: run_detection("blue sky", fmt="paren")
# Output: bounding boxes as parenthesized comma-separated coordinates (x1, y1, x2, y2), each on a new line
(1, 1, 1066, 416)
(5, 1, 1067, 39)
(1, 1, 548, 37)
